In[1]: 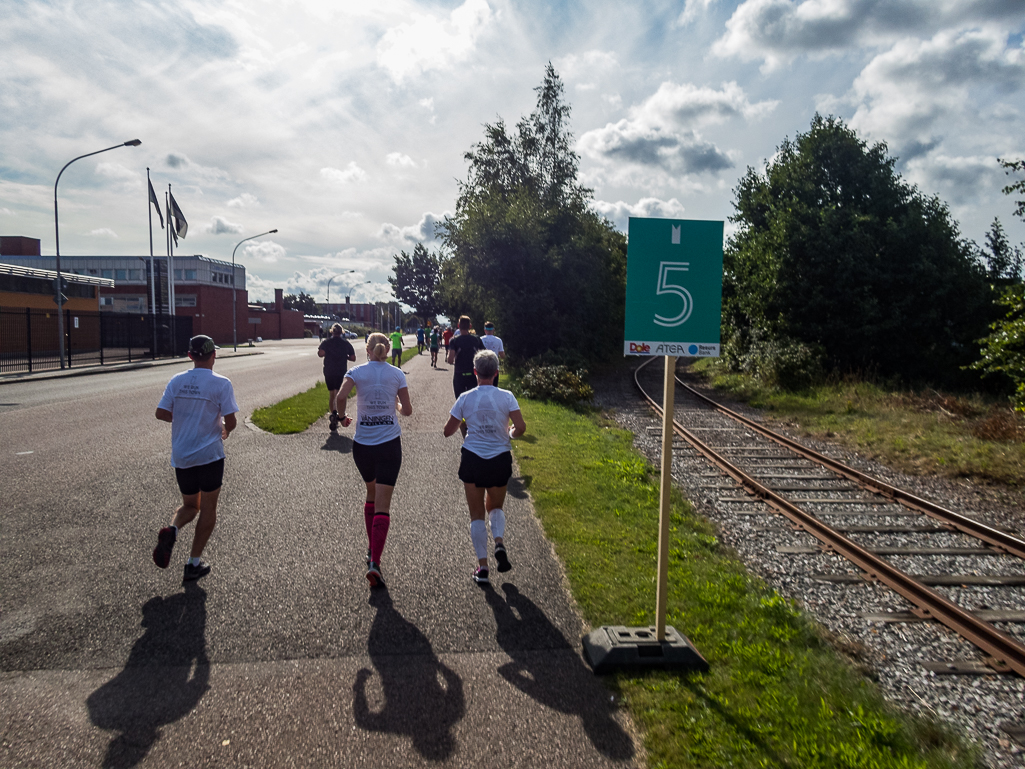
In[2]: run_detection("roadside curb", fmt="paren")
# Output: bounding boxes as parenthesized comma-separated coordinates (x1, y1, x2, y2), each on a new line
(0, 351, 263, 385)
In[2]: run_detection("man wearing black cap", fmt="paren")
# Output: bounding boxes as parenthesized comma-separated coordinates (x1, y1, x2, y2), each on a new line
(152, 335, 239, 583)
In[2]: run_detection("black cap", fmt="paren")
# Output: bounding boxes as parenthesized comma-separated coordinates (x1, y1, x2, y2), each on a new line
(189, 335, 218, 356)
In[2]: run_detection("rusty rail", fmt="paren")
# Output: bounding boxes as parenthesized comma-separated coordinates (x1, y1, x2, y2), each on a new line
(634, 356, 1025, 677)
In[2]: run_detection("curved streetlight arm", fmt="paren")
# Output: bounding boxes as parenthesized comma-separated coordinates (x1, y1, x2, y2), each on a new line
(53, 139, 141, 369)
(326, 269, 355, 304)
(232, 228, 278, 263)
(54, 141, 143, 199)
(232, 228, 278, 351)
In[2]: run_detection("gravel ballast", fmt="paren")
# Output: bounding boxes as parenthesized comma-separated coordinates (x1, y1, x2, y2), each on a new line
(592, 365, 1025, 768)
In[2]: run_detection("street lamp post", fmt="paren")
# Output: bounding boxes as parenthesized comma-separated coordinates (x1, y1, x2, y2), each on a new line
(326, 270, 355, 305)
(232, 228, 278, 351)
(340, 280, 369, 325)
(53, 139, 141, 369)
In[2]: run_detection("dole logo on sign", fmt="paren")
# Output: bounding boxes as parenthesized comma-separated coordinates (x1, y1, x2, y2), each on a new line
(629, 342, 650, 353)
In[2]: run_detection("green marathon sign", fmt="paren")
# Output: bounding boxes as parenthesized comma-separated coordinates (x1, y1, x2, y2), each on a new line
(624, 217, 724, 357)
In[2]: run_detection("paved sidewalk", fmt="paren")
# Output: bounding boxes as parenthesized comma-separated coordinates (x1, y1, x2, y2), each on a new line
(0, 348, 262, 384)
(1, 344, 641, 767)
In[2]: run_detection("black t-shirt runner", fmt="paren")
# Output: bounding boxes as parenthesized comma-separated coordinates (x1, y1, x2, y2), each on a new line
(449, 333, 485, 376)
(319, 336, 356, 375)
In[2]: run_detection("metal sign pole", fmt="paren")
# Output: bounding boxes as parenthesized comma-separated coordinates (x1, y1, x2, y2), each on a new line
(655, 355, 677, 641)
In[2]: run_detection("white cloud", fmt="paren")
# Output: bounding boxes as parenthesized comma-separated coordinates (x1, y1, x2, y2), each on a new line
(592, 197, 687, 231)
(386, 152, 417, 168)
(578, 82, 777, 180)
(905, 154, 1005, 205)
(94, 162, 141, 191)
(677, 0, 718, 26)
(847, 28, 1025, 151)
(86, 227, 118, 238)
(247, 265, 386, 304)
(713, 0, 1022, 71)
(206, 215, 244, 234)
(3, 0, 1022, 279)
(162, 153, 231, 185)
(555, 50, 619, 80)
(321, 163, 368, 184)
(242, 240, 286, 263)
(227, 193, 259, 207)
(376, 0, 492, 81)
(378, 211, 450, 244)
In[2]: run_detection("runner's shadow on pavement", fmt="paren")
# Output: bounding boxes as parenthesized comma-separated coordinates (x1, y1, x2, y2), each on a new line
(321, 432, 353, 453)
(507, 474, 530, 497)
(353, 590, 465, 760)
(86, 583, 209, 769)
(485, 583, 634, 761)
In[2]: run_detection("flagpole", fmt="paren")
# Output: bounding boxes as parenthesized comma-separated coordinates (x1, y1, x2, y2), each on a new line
(165, 191, 174, 354)
(168, 184, 177, 319)
(146, 169, 157, 354)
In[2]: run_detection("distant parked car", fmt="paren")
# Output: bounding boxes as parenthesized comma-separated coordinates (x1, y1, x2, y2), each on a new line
(344, 330, 358, 339)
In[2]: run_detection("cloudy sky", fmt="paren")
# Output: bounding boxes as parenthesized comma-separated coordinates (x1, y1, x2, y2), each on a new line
(2, 0, 1023, 302)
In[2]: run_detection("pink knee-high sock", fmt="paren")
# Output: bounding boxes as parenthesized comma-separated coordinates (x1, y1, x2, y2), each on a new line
(364, 502, 375, 543)
(370, 513, 390, 565)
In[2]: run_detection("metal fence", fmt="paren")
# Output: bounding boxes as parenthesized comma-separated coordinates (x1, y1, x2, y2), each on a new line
(0, 308, 193, 374)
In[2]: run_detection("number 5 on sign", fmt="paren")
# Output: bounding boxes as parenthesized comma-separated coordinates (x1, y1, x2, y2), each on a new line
(655, 262, 693, 327)
(624, 218, 723, 357)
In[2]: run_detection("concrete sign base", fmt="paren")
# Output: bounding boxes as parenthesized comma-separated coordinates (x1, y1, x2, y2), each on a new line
(583, 625, 708, 674)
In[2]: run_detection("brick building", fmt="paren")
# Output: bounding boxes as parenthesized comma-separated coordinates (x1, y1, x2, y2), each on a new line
(0, 236, 305, 345)
(319, 301, 402, 330)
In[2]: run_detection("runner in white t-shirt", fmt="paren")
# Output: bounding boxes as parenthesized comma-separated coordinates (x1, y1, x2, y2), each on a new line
(152, 335, 239, 584)
(443, 349, 526, 584)
(337, 332, 413, 588)
(480, 321, 505, 387)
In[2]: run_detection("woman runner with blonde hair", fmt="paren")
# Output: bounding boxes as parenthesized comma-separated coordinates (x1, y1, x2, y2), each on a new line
(337, 332, 413, 587)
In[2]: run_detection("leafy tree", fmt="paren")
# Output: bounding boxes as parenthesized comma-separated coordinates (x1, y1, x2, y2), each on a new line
(999, 158, 1025, 221)
(723, 114, 991, 386)
(983, 217, 1023, 281)
(970, 285, 1025, 410)
(971, 160, 1025, 404)
(389, 242, 442, 323)
(440, 64, 627, 364)
(283, 291, 317, 314)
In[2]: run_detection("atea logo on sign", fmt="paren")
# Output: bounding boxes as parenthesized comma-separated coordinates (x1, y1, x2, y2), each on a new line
(624, 218, 724, 357)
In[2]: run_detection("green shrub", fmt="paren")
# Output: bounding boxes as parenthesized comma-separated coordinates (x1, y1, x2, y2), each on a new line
(518, 364, 594, 404)
(729, 329, 825, 391)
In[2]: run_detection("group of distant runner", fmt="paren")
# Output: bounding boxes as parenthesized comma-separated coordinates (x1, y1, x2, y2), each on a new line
(151, 318, 521, 590)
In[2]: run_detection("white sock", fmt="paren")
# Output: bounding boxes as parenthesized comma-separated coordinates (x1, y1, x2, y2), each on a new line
(488, 508, 506, 540)
(470, 519, 488, 560)
(187, 556, 201, 566)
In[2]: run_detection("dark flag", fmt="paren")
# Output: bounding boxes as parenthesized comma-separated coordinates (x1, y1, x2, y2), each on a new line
(169, 191, 188, 240)
(167, 200, 178, 247)
(148, 180, 164, 229)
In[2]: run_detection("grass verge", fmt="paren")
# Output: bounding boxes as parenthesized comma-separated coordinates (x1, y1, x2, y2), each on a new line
(689, 360, 1025, 486)
(250, 356, 416, 434)
(512, 397, 976, 768)
(251, 380, 331, 434)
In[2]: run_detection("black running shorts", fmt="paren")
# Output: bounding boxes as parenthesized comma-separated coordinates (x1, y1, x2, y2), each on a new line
(324, 371, 345, 391)
(453, 370, 477, 398)
(175, 458, 225, 496)
(352, 437, 403, 486)
(458, 448, 512, 488)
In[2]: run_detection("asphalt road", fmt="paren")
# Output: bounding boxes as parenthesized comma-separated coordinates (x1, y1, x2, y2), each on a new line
(0, 340, 641, 768)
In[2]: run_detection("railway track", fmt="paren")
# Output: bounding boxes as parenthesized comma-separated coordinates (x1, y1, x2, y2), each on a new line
(633, 356, 1025, 679)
